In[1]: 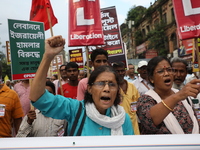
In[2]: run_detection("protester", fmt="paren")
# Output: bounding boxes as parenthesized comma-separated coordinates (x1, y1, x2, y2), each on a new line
(132, 60, 153, 96)
(51, 74, 58, 82)
(30, 36, 133, 136)
(171, 57, 188, 90)
(14, 79, 30, 116)
(58, 62, 79, 99)
(16, 81, 67, 137)
(124, 64, 137, 82)
(137, 56, 200, 134)
(53, 64, 69, 95)
(112, 61, 140, 135)
(78, 70, 86, 80)
(77, 48, 109, 101)
(0, 64, 24, 137)
(5, 80, 12, 89)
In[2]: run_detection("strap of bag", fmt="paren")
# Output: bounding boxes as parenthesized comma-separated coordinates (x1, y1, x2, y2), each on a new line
(63, 102, 82, 136)
(69, 102, 83, 136)
(76, 109, 86, 136)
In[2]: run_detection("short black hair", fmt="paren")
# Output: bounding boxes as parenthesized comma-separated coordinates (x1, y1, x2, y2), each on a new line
(66, 62, 79, 70)
(46, 81, 55, 94)
(147, 56, 171, 86)
(59, 64, 67, 70)
(53, 74, 58, 79)
(84, 65, 121, 106)
(112, 61, 125, 68)
(90, 48, 108, 62)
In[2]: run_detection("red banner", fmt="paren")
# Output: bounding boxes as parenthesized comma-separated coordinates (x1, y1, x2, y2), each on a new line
(173, 0, 200, 40)
(69, 49, 84, 69)
(68, 0, 104, 46)
(145, 49, 157, 59)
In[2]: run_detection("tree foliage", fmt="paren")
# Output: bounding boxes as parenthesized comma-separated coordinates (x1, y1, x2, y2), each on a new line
(0, 51, 11, 80)
(147, 23, 168, 56)
(127, 5, 147, 27)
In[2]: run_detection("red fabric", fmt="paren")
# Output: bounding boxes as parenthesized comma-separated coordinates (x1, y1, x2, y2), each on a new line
(57, 83, 78, 99)
(30, 0, 58, 31)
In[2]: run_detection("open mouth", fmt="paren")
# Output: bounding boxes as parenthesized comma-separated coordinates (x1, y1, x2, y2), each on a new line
(100, 96, 111, 101)
(164, 78, 171, 84)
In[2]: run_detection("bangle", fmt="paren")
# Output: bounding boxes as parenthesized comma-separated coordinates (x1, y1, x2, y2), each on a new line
(161, 100, 174, 112)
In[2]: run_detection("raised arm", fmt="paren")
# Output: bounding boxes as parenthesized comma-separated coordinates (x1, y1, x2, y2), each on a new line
(30, 36, 65, 102)
(150, 79, 200, 126)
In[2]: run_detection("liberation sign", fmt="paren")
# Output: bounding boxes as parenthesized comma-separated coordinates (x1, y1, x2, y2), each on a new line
(173, 0, 200, 40)
(8, 19, 45, 80)
(68, 0, 104, 46)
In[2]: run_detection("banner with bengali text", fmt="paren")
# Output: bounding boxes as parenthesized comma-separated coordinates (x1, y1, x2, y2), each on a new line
(88, 6, 126, 64)
(8, 19, 45, 80)
(51, 55, 64, 74)
(69, 49, 84, 69)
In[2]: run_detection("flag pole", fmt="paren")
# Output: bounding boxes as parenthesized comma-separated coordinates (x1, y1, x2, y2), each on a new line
(46, 7, 54, 37)
(194, 38, 200, 75)
(46, 5, 64, 96)
(85, 46, 90, 78)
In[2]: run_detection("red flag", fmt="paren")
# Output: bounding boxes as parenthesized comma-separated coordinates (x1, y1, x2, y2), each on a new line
(30, 0, 57, 31)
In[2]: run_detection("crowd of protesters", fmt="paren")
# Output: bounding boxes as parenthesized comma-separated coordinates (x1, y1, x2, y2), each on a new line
(0, 35, 200, 138)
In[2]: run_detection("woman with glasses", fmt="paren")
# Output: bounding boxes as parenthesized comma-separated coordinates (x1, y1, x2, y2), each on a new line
(30, 36, 133, 136)
(137, 56, 200, 134)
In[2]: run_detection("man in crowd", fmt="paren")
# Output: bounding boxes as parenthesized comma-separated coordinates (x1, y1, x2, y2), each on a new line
(124, 63, 137, 82)
(17, 81, 67, 137)
(171, 57, 188, 90)
(77, 48, 108, 101)
(58, 62, 79, 99)
(132, 60, 152, 95)
(112, 61, 140, 135)
(53, 64, 69, 95)
(0, 64, 24, 137)
(14, 79, 30, 116)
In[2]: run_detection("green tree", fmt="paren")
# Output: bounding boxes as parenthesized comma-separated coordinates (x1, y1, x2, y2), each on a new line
(127, 5, 147, 27)
(0, 51, 11, 80)
(147, 23, 168, 56)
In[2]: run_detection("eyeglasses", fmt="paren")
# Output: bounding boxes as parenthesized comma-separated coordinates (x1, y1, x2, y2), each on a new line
(155, 67, 175, 75)
(92, 81, 118, 90)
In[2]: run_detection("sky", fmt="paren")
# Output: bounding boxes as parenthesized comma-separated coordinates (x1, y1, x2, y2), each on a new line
(0, 0, 155, 54)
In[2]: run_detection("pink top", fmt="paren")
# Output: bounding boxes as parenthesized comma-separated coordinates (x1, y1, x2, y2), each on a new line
(77, 78, 88, 101)
(13, 82, 30, 116)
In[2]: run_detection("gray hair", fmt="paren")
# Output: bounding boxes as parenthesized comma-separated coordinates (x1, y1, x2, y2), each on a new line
(171, 57, 188, 68)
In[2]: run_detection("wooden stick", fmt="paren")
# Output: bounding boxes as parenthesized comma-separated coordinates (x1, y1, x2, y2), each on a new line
(46, 7, 54, 37)
(29, 79, 34, 110)
(195, 38, 200, 76)
(56, 57, 64, 96)
(85, 46, 90, 78)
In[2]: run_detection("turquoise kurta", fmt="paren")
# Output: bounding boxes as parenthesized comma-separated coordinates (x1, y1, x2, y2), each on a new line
(32, 90, 134, 136)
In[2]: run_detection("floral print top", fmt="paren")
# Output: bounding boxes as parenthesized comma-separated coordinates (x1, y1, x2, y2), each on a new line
(137, 94, 200, 134)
